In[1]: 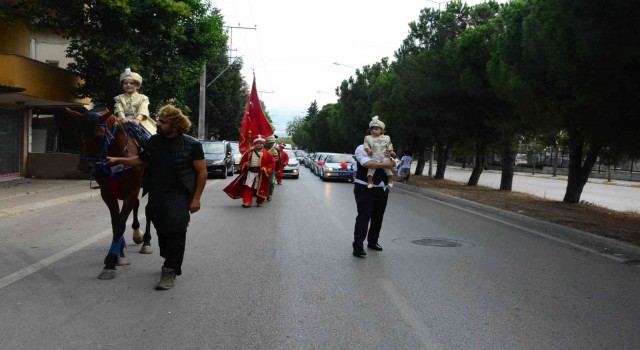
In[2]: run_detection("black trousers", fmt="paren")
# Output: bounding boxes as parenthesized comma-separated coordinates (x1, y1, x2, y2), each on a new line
(353, 184, 389, 250)
(147, 189, 191, 275)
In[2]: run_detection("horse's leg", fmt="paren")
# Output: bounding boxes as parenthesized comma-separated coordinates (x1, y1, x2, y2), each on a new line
(140, 201, 154, 254)
(131, 198, 143, 244)
(98, 195, 122, 280)
(115, 196, 138, 266)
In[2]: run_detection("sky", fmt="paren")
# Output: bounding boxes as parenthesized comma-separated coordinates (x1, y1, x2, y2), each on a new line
(212, 0, 494, 136)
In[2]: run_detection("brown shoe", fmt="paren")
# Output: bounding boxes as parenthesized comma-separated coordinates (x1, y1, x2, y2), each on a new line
(155, 267, 176, 290)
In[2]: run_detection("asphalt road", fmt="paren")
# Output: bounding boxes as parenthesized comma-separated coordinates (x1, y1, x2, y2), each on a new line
(1, 169, 639, 349)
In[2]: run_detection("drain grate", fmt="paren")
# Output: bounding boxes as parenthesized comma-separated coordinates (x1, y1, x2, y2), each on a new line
(411, 238, 462, 248)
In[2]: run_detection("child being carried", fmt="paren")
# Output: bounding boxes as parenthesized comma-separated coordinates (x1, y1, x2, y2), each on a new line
(363, 116, 396, 188)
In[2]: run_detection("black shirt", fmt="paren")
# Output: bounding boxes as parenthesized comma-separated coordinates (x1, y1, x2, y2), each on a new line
(140, 134, 204, 192)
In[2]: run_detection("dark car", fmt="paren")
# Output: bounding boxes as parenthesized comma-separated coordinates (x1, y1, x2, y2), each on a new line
(202, 140, 234, 178)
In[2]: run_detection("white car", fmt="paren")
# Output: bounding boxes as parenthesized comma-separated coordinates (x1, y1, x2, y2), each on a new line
(282, 149, 299, 179)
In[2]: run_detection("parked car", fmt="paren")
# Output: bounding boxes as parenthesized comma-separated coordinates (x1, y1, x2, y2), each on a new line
(303, 152, 315, 168)
(201, 140, 234, 178)
(294, 150, 307, 163)
(312, 153, 330, 176)
(319, 153, 354, 182)
(229, 141, 242, 173)
(282, 149, 300, 179)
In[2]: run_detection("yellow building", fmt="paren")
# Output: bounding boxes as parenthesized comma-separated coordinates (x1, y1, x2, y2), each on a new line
(0, 19, 89, 178)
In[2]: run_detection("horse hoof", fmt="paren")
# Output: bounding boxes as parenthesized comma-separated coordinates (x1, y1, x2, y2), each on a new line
(132, 229, 143, 244)
(98, 269, 117, 280)
(117, 257, 131, 266)
(140, 245, 153, 254)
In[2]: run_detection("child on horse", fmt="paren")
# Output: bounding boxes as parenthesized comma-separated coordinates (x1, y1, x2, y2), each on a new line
(114, 68, 156, 145)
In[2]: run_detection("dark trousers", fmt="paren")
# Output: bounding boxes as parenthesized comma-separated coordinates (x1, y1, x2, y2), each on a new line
(353, 184, 389, 249)
(147, 189, 191, 275)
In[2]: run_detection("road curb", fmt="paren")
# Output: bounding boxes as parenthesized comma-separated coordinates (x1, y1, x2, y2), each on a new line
(394, 182, 640, 264)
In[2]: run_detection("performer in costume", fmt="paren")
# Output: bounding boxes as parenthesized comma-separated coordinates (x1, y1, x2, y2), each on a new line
(276, 143, 289, 185)
(114, 68, 157, 144)
(264, 135, 279, 201)
(223, 135, 275, 207)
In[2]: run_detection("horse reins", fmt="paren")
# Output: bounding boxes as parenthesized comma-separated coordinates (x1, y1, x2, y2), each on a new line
(80, 119, 132, 177)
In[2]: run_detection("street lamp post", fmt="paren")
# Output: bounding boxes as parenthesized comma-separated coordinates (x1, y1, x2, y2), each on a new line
(333, 62, 357, 70)
(425, 0, 450, 10)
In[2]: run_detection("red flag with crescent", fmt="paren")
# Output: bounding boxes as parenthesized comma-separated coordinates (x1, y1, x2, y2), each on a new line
(240, 77, 274, 153)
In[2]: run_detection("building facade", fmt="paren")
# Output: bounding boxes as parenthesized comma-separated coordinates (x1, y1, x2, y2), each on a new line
(0, 19, 89, 178)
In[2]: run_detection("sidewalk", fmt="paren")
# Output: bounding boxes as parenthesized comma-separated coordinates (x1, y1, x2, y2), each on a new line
(0, 177, 100, 219)
(414, 164, 640, 187)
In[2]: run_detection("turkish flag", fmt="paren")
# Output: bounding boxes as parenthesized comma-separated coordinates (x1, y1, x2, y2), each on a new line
(239, 77, 274, 153)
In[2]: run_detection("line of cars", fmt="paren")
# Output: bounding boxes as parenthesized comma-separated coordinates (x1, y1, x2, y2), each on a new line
(201, 140, 236, 178)
(201, 139, 301, 180)
(301, 151, 355, 182)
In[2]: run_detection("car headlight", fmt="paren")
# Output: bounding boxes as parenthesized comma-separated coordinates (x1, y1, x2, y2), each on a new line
(213, 159, 224, 165)
(325, 167, 334, 172)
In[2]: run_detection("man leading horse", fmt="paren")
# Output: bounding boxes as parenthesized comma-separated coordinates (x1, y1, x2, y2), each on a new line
(106, 104, 207, 290)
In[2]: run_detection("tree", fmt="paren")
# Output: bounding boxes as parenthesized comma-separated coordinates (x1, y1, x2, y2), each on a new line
(21, 0, 227, 111)
(496, 0, 640, 203)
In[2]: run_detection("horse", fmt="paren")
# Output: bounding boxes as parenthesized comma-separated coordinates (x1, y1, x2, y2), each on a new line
(66, 107, 154, 279)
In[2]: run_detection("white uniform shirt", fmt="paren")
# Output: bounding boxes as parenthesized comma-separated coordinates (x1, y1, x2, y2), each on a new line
(354, 144, 388, 190)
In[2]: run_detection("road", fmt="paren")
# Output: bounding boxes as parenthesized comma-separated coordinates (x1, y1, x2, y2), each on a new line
(1, 169, 639, 349)
(418, 165, 640, 213)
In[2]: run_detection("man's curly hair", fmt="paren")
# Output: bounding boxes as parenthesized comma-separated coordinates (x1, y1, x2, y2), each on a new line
(157, 104, 191, 134)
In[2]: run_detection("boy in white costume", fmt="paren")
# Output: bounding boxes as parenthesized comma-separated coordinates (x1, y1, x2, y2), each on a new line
(114, 68, 156, 142)
(363, 116, 396, 188)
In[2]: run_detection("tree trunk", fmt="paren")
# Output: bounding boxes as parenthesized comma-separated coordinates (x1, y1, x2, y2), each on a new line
(499, 138, 515, 191)
(467, 138, 486, 186)
(563, 133, 601, 203)
(415, 148, 425, 177)
(435, 142, 448, 179)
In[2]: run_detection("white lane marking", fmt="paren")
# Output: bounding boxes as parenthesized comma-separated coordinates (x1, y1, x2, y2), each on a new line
(394, 187, 632, 264)
(379, 279, 443, 350)
(0, 227, 111, 290)
(0, 179, 221, 290)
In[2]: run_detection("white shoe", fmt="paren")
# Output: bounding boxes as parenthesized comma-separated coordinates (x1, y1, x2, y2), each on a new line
(367, 183, 373, 189)
(388, 182, 394, 188)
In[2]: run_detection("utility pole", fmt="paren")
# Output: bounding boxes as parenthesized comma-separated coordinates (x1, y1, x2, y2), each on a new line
(198, 24, 256, 140)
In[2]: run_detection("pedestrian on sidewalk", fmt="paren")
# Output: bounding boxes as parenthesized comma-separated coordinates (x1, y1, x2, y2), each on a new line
(351, 144, 396, 257)
(105, 104, 207, 290)
(397, 150, 413, 183)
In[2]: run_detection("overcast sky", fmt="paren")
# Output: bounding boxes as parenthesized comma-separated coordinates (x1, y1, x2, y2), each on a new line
(213, 0, 495, 135)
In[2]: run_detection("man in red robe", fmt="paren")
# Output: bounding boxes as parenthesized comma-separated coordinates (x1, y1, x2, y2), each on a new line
(223, 135, 275, 207)
(276, 143, 289, 185)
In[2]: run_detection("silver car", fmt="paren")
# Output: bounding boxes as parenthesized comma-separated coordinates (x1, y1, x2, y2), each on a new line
(282, 149, 300, 179)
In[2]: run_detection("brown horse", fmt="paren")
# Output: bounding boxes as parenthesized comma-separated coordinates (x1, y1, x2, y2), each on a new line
(67, 107, 153, 279)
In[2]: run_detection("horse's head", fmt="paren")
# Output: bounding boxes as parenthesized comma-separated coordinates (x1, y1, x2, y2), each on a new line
(66, 107, 115, 174)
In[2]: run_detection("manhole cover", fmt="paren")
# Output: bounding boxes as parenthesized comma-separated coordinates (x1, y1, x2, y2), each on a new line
(411, 238, 462, 247)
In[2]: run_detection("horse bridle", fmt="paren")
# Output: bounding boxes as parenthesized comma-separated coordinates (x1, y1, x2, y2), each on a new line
(80, 117, 131, 177)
